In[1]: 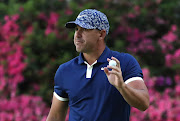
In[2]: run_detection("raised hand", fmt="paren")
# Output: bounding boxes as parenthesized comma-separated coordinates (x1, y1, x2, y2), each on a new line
(104, 57, 125, 89)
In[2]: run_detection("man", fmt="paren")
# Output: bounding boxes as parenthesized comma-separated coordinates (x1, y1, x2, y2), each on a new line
(46, 9, 149, 121)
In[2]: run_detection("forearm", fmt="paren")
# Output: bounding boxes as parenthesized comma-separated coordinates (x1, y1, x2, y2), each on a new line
(46, 95, 69, 121)
(46, 116, 64, 121)
(117, 83, 149, 111)
(46, 111, 67, 121)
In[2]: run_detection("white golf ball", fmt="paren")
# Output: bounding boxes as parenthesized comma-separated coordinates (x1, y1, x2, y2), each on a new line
(109, 60, 117, 67)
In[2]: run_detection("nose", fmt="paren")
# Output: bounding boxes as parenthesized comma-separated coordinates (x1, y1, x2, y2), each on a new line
(75, 29, 82, 38)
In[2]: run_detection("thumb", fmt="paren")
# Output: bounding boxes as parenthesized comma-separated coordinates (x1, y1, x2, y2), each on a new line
(104, 67, 109, 76)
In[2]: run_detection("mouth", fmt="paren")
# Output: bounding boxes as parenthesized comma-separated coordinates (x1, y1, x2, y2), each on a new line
(75, 39, 84, 45)
(76, 41, 83, 44)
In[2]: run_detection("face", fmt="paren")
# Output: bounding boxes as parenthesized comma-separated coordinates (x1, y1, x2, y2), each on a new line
(74, 25, 101, 53)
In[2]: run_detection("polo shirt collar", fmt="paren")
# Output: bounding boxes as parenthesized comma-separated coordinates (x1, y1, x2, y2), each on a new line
(78, 53, 85, 64)
(97, 46, 110, 63)
(78, 46, 111, 65)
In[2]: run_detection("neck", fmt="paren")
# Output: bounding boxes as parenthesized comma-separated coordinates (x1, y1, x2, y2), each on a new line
(83, 43, 106, 65)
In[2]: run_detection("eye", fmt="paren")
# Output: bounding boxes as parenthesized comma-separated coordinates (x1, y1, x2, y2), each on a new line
(83, 28, 90, 32)
(75, 27, 78, 31)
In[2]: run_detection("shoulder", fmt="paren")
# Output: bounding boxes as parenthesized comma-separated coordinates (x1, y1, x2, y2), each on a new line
(57, 56, 79, 72)
(54, 56, 79, 80)
(110, 50, 140, 70)
(110, 50, 143, 80)
(111, 50, 135, 61)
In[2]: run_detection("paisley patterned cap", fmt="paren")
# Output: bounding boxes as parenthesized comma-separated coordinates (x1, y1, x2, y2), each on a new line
(65, 9, 110, 35)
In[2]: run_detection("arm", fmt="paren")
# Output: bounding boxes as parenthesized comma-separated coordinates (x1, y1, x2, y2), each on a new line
(118, 80, 149, 111)
(104, 57, 149, 111)
(46, 95, 69, 121)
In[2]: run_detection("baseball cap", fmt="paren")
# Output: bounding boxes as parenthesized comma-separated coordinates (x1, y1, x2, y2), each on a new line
(65, 9, 110, 35)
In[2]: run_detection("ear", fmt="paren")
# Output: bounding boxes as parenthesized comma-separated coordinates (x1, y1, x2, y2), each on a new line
(99, 30, 106, 40)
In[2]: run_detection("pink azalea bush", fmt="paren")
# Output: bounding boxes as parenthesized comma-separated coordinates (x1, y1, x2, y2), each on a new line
(113, 1, 180, 120)
(165, 49, 180, 68)
(158, 25, 178, 54)
(45, 12, 60, 37)
(0, 95, 49, 121)
(113, 26, 155, 54)
(130, 68, 180, 121)
(0, 14, 49, 120)
(0, 14, 26, 96)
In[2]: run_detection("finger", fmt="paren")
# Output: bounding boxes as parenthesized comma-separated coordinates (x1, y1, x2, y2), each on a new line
(109, 70, 123, 79)
(111, 57, 121, 68)
(107, 58, 111, 62)
(104, 67, 109, 75)
(108, 70, 122, 80)
(107, 65, 121, 73)
(108, 70, 119, 75)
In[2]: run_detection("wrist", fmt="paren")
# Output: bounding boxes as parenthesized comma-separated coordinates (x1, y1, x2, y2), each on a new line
(117, 82, 127, 92)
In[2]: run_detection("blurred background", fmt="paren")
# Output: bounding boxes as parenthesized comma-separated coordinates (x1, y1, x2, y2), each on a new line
(0, 0, 180, 120)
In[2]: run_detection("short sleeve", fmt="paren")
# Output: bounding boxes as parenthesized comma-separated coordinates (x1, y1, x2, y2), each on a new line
(123, 54, 143, 82)
(54, 65, 69, 101)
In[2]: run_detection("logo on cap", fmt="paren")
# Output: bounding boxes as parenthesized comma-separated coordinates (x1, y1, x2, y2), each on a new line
(77, 15, 88, 19)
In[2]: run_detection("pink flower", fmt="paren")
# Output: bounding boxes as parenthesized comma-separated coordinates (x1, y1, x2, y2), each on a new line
(0, 95, 49, 120)
(174, 49, 180, 64)
(2, 16, 20, 40)
(127, 13, 136, 18)
(127, 46, 138, 53)
(4, 15, 10, 21)
(134, 5, 141, 15)
(48, 12, 60, 25)
(45, 12, 60, 37)
(0, 77, 6, 91)
(65, 108, 70, 121)
(165, 54, 172, 67)
(174, 49, 180, 57)
(162, 31, 177, 42)
(0, 65, 5, 76)
(38, 12, 47, 21)
(149, 108, 161, 120)
(45, 27, 52, 35)
(26, 25, 33, 34)
(175, 85, 180, 96)
(175, 113, 180, 121)
(65, 8, 73, 15)
(142, 68, 150, 80)
(121, 27, 155, 53)
(0, 112, 13, 121)
(155, 17, 166, 24)
(174, 75, 180, 85)
(23, 107, 33, 118)
(158, 39, 174, 53)
(35, 107, 41, 115)
(165, 49, 180, 68)
(126, 27, 141, 43)
(11, 14, 20, 21)
(41, 116, 48, 121)
(158, 100, 171, 113)
(138, 38, 155, 52)
(130, 116, 139, 121)
(0, 41, 11, 54)
(171, 24, 177, 31)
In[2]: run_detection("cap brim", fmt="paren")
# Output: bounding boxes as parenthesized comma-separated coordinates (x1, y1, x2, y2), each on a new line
(65, 21, 76, 28)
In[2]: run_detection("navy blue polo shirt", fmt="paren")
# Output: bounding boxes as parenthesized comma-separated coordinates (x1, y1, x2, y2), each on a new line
(54, 46, 143, 121)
